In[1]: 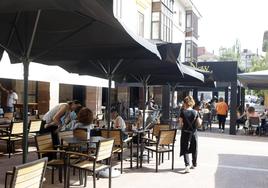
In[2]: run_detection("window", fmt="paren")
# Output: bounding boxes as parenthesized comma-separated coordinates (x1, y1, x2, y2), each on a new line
(186, 10, 198, 38)
(152, 0, 173, 42)
(186, 13, 191, 29)
(185, 40, 192, 58)
(137, 11, 144, 37)
(185, 40, 198, 62)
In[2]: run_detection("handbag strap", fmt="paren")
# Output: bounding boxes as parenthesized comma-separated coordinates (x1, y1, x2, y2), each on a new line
(182, 110, 197, 131)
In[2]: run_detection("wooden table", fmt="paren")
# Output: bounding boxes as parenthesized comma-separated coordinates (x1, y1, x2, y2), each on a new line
(126, 129, 149, 168)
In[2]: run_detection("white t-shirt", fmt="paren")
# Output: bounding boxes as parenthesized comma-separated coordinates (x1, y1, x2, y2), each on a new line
(113, 116, 126, 131)
(43, 103, 68, 124)
(7, 92, 18, 107)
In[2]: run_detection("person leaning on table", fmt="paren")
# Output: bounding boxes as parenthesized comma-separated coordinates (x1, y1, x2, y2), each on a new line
(40, 100, 81, 145)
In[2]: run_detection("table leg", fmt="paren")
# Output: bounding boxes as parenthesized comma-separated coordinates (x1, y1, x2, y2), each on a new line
(130, 138, 133, 168)
(136, 133, 139, 168)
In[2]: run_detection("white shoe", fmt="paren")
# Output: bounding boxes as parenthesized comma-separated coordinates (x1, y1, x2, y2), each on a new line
(221, 130, 224, 133)
(185, 166, 190, 173)
(190, 165, 195, 169)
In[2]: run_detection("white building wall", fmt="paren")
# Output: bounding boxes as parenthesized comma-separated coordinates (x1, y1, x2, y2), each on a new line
(114, 0, 152, 39)
(173, 0, 187, 62)
(113, 0, 199, 62)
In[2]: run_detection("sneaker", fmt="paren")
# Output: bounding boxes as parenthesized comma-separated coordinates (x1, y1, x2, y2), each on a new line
(185, 166, 190, 173)
(222, 130, 224, 133)
(190, 165, 196, 169)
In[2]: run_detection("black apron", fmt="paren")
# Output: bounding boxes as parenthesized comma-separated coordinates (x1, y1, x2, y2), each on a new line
(180, 109, 198, 156)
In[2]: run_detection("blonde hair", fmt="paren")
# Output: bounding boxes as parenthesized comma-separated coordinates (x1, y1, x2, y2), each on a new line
(183, 96, 195, 108)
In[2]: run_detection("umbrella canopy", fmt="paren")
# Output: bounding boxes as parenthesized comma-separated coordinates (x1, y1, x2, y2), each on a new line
(0, 0, 183, 163)
(238, 70, 268, 89)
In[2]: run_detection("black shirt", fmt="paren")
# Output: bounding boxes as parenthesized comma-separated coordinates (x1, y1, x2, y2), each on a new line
(180, 109, 198, 132)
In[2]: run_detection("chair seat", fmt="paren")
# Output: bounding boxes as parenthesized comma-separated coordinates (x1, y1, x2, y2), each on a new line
(145, 146, 172, 152)
(143, 137, 157, 143)
(72, 161, 109, 172)
(0, 136, 22, 141)
(112, 146, 128, 153)
(48, 159, 64, 166)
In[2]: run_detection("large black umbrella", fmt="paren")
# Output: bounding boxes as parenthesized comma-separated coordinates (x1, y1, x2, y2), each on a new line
(115, 63, 205, 125)
(0, 0, 182, 163)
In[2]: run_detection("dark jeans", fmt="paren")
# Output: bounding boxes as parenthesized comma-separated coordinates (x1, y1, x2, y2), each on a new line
(218, 115, 226, 130)
(5, 106, 14, 113)
(40, 120, 59, 146)
(183, 151, 197, 167)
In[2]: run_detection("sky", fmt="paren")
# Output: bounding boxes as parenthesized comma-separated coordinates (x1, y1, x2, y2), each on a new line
(193, 0, 268, 55)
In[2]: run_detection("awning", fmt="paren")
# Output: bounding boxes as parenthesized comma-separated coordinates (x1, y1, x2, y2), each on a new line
(238, 70, 268, 89)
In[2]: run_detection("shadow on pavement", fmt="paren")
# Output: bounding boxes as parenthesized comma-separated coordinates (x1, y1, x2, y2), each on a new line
(215, 154, 268, 188)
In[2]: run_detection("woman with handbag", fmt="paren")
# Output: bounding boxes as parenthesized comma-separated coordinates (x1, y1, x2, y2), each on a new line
(179, 96, 202, 173)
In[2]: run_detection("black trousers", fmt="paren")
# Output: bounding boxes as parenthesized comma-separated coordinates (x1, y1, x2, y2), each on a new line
(218, 115, 226, 130)
(183, 151, 197, 167)
(40, 120, 59, 146)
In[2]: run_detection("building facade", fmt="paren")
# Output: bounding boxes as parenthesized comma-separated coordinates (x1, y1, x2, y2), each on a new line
(113, 0, 201, 111)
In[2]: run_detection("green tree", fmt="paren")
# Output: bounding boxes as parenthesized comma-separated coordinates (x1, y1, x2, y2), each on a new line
(218, 39, 243, 69)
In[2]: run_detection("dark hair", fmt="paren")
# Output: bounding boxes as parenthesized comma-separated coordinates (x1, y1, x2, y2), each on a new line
(111, 108, 118, 113)
(77, 107, 93, 124)
(247, 106, 255, 114)
(67, 100, 81, 105)
(75, 105, 83, 114)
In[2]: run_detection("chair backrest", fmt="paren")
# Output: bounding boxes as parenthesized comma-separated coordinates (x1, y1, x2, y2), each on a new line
(202, 113, 211, 122)
(10, 122, 24, 135)
(96, 138, 114, 161)
(73, 128, 88, 140)
(29, 120, 42, 133)
(249, 117, 260, 125)
(4, 112, 13, 120)
(152, 124, 170, 137)
(9, 158, 47, 188)
(158, 129, 177, 146)
(101, 129, 122, 146)
(35, 134, 54, 155)
(58, 131, 73, 145)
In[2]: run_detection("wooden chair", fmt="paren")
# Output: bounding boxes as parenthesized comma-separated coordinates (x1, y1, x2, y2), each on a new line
(67, 138, 115, 188)
(28, 120, 42, 138)
(101, 129, 132, 173)
(58, 131, 74, 148)
(35, 134, 66, 185)
(5, 158, 47, 188)
(144, 129, 177, 172)
(0, 121, 23, 158)
(4, 112, 14, 120)
(202, 113, 212, 131)
(249, 117, 260, 135)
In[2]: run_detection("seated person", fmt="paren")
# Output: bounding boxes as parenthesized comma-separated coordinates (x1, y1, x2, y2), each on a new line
(111, 108, 126, 131)
(236, 110, 246, 130)
(245, 106, 260, 135)
(61, 105, 83, 131)
(135, 111, 143, 129)
(74, 107, 94, 131)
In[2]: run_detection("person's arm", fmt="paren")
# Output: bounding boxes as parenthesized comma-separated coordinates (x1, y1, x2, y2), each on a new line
(114, 117, 120, 128)
(0, 83, 8, 93)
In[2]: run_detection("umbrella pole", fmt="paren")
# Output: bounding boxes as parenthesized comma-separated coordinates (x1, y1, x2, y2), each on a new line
(22, 61, 29, 164)
(142, 82, 147, 129)
(107, 74, 112, 130)
(170, 84, 176, 128)
(22, 10, 41, 164)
